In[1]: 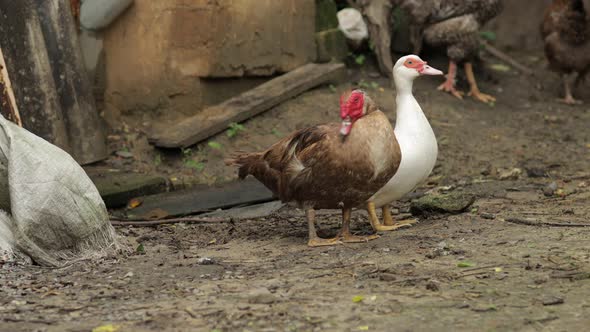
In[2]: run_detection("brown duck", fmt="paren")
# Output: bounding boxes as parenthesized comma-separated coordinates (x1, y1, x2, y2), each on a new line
(227, 90, 400, 247)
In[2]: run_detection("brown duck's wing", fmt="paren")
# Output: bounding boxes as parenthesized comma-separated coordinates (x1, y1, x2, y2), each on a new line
(285, 112, 399, 209)
(258, 124, 335, 201)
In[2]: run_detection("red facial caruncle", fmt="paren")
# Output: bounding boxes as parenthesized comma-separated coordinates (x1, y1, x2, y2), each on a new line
(402, 56, 443, 76)
(403, 57, 426, 73)
(339, 90, 365, 136)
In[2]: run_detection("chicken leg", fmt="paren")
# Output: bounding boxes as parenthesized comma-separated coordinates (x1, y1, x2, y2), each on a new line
(465, 62, 496, 104)
(306, 209, 342, 247)
(559, 73, 582, 105)
(437, 60, 464, 99)
(367, 202, 412, 232)
(337, 208, 379, 243)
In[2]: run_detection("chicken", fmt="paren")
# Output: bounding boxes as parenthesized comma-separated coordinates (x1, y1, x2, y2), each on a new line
(541, 0, 590, 105)
(396, 0, 503, 103)
(227, 90, 401, 247)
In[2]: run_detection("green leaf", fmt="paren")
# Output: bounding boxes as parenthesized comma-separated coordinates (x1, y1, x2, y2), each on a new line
(480, 31, 496, 41)
(185, 160, 205, 171)
(136, 243, 145, 253)
(358, 80, 370, 89)
(154, 154, 162, 166)
(208, 141, 222, 150)
(352, 295, 364, 303)
(329, 84, 337, 93)
(271, 128, 282, 137)
(355, 54, 366, 65)
(370, 81, 380, 90)
(457, 261, 474, 268)
(226, 122, 245, 138)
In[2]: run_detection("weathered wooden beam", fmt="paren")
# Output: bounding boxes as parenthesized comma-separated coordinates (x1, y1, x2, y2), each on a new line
(0, 0, 107, 164)
(0, 47, 21, 126)
(148, 62, 346, 149)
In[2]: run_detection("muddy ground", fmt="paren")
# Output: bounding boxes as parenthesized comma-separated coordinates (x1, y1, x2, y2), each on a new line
(1, 52, 590, 331)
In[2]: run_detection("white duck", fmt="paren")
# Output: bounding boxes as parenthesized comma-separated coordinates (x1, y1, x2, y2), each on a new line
(366, 55, 442, 231)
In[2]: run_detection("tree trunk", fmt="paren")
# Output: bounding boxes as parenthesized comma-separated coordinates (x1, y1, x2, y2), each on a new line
(359, 0, 394, 77)
(0, 0, 107, 164)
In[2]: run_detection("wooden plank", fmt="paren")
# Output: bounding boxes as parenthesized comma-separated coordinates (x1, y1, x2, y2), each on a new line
(148, 62, 346, 148)
(0, 47, 21, 126)
(87, 169, 168, 208)
(125, 178, 275, 220)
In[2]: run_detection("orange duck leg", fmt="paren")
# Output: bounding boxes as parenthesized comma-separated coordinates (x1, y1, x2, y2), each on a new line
(306, 209, 342, 247)
(367, 202, 415, 232)
(465, 62, 496, 104)
(337, 208, 379, 243)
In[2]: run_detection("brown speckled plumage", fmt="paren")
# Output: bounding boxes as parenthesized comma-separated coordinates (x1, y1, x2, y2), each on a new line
(542, 0, 590, 75)
(228, 92, 401, 210)
(397, 0, 503, 62)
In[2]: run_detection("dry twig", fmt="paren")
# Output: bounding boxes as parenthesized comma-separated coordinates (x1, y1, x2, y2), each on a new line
(110, 216, 230, 227)
(505, 217, 590, 228)
(481, 40, 535, 76)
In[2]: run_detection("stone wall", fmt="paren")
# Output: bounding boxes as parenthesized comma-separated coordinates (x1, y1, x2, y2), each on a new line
(102, 0, 316, 124)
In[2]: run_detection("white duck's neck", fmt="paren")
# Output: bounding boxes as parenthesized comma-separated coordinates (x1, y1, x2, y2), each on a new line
(393, 77, 427, 134)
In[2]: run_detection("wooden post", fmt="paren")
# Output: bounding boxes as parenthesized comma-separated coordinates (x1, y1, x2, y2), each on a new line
(0, 0, 107, 164)
(0, 47, 22, 126)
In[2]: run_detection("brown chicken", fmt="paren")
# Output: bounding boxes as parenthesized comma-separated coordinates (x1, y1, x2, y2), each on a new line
(541, 0, 590, 104)
(227, 90, 401, 247)
(396, 0, 503, 103)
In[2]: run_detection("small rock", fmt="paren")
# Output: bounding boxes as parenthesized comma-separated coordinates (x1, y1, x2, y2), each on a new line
(480, 164, 492, 176)
(562, 208, 574, 215)
(197, 257, 215, 265)
(480, 213, 495, 220)
(116, 151, 134, 158)
(498, 168, 522, 180)
(543, 182, 558, 197)
(525, 167, 547, 178)
(471, 304, 497, 312)
(247, 287, 279, 304)
(123, 271, 134, 278)
(410, 192, 476, 216)
(425, 280, 440, 291)
(542, 296, 564, 306)
(379, 273, 397, 282)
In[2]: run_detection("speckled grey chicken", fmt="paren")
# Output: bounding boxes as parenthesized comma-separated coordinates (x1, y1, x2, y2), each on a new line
(541, 0, 590, 104)
(395, 0, 503, 103)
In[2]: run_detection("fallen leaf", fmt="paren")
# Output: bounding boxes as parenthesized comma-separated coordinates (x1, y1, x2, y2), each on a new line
(458, 262, 474, 268)
(92, 324, 119, 332)
(208, 238, 217, 245)
(369, 295, 377, 301)
(358, 326, 369, 331)
(489, 64, 511, 72)
(136, 244, 145, 253)
(494, 267, 503, 272)
(352, 295, 364, 303)
(127, 198, 143, 209)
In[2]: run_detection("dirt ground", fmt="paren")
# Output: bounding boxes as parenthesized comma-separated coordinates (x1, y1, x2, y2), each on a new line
(1, 51, 590, 332)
